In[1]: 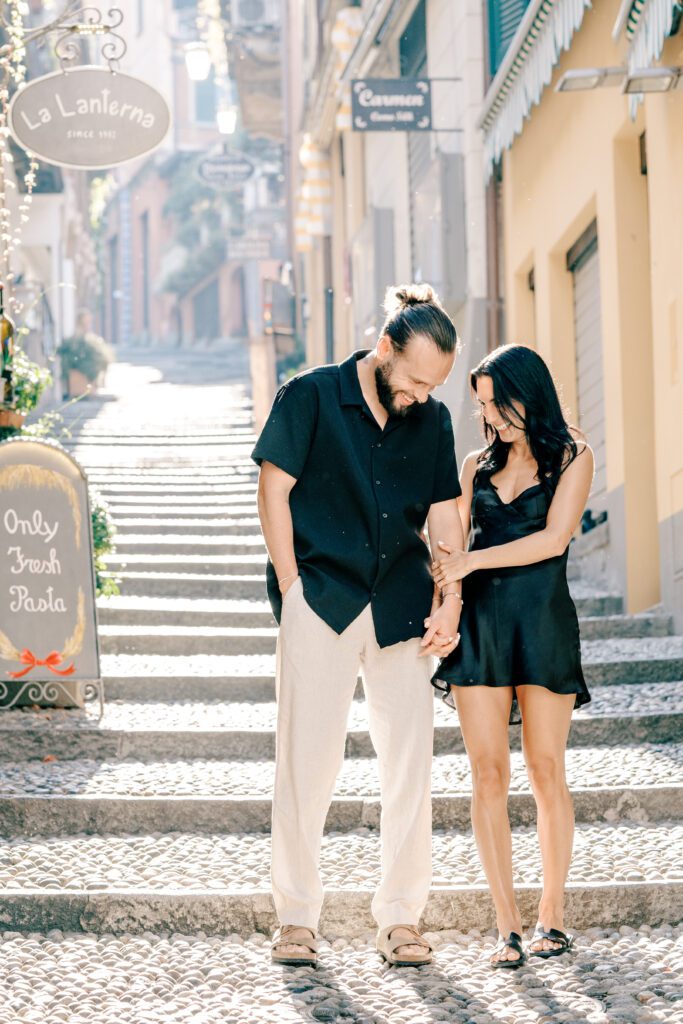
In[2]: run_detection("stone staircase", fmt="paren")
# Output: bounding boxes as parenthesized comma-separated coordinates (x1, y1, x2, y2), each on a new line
(1, 351, 682, 940)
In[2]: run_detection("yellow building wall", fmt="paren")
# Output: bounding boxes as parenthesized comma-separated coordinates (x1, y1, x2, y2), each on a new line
(645, 32, 683, 626)
(502, 0, 663, 612)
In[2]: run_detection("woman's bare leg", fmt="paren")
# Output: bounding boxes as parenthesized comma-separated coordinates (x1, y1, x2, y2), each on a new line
(516, 686, 575, 953)
(454, 685, 521, 963)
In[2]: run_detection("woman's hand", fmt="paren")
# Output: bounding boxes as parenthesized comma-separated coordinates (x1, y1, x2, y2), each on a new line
(432, 542, 476, 586)
(420, 597, 461, 658)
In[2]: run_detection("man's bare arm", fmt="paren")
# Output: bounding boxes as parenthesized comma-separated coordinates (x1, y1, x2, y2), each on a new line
(257, 461, 299, 593)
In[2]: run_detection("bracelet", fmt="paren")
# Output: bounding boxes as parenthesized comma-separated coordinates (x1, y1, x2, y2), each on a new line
(442, 592, 463, 603)
(278, 572, 298, 586)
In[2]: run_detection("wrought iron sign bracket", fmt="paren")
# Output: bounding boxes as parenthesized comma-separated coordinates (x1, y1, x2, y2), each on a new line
(54, 6, 127, 73)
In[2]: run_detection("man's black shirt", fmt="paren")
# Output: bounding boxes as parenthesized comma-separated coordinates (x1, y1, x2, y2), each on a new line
(251, 350, 461, 648)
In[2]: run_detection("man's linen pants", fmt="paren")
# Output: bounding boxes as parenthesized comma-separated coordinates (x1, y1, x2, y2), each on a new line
(271, 578, 434, 930)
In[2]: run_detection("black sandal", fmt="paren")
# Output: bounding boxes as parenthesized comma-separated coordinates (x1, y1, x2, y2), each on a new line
(490, 931, 527, 970)
(528, 925, 574, 959)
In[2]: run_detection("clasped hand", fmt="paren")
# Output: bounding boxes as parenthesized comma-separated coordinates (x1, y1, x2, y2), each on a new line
(432, 541, 474, 587)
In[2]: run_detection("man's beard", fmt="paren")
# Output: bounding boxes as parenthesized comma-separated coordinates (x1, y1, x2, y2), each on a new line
(375, 363, 418, 419)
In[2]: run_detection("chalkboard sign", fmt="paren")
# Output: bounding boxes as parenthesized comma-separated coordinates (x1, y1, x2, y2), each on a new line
(0, 438, 101, 709)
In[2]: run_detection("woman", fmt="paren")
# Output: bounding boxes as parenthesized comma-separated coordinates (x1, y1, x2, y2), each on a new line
(431, 344, 593, 969)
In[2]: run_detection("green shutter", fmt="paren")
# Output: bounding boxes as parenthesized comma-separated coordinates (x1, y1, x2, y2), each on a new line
(488, 0, 533, 76)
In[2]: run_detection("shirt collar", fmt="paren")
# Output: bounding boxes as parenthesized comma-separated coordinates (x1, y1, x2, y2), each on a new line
(339, 350, 369, 407)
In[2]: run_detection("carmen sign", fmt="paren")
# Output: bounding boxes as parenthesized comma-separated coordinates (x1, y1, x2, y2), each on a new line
(8, 66, 171, 169)
(197, 151, 256, 190)
(0, 438, 101, 708)
(351, 78, 432, 132)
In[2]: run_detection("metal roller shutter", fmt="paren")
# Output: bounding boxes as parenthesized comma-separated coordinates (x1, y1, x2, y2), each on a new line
(572, 242, 606, 509)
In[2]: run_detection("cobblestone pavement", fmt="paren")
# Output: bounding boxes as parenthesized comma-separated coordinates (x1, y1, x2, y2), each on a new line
(0, 925, 680, 1024)
(1, 349, 682, 1022)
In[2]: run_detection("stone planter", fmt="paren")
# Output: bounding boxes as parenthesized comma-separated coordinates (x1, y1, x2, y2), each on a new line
(0, 409, 26, 429)
(67, 369, 96, 398)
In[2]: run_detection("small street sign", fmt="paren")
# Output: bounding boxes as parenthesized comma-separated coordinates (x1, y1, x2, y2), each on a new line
(197, 152, 256, 190)
(7, 66, 170, 170)
(351, 78, 432, 132)
(228, 236, 272, 260)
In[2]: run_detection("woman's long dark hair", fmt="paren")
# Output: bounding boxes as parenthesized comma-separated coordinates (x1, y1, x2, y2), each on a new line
(471, 345, 579, 499)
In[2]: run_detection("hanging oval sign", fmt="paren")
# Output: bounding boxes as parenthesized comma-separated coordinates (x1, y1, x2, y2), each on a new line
(196, 151, 256, 190)
(7, 66, 171, 170)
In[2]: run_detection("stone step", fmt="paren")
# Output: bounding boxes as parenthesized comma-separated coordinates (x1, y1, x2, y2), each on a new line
(66, 435, 257, 447)
(0, 928, 679, 1022)
(110, 502, 259, 516)
(87, 465, 258, 478)
(578, 614, 672, 639)
(106, 572, 264, 598)
(0, 822, 681, 935)
(1, 683, 681, 760)
(93, 482, 258, 496)
(105, 553, 265, 575)
(97, 596, 274, 628)
(96, 622, 679, 658)
(112, 524, 262, 540)
(94, 631, 683, 685)
(1, 744, 680, 836)
(110, 571, 627, 618)
(98, 625, 277, 656)
(112, 536, 266, 557)
(97, 597, 657, 640)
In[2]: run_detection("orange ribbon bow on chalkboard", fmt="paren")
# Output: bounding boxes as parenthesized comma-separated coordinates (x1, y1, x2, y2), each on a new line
(9, 650, 76, 679)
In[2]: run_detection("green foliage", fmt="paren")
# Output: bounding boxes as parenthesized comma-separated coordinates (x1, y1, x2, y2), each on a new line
(159, 153, 241, 297)
(90, 487, 119, 598)
(12, 346, 54, 414)
(58, 333, 112, 383)
(162, 236, 226, 297)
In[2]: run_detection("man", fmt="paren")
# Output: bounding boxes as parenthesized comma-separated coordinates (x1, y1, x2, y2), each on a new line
(252, 285, 465, 967)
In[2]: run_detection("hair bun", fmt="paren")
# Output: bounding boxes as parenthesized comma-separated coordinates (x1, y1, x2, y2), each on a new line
(384, 283, 438, 315)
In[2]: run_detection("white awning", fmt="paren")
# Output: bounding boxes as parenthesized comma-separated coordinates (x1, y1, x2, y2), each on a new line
(479, 0, 592, 178)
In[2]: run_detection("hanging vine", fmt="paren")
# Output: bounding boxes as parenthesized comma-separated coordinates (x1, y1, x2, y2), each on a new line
(0, 0, 39, 316)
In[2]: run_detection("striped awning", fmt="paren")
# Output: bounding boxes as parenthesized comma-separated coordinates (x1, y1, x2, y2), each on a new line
(479, 0, 591, 177)
(624, 0, 679, 111)
(295, 136, 332, 251)
(331, 6, 364, 131)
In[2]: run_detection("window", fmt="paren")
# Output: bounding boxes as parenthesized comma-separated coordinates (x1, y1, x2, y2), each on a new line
(140, 211, 150, 333)
(194, 71, 217, 124)
(487, 0, 532, 77)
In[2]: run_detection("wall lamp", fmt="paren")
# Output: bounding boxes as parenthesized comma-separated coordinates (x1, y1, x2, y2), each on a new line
(184, 41, 212, 82)
(556, 65, 683, 93)
(623, 67, 683, 92)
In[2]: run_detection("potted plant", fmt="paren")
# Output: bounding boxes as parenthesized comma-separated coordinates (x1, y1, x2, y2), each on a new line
(0, 346, 53, 438)
(58, 332, 112, 398)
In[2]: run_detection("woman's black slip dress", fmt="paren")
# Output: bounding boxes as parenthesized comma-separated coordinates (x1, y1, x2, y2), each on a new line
(431, 467, 591, 724)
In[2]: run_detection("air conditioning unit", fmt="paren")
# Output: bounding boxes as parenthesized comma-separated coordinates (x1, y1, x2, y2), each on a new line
(230, 0, 279, 28)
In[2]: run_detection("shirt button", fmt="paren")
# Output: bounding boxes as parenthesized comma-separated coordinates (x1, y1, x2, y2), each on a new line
(377, 443, 382, 448)
(381, 554, 386, 559)
(373, 591, 377, 597)
(492, 577, 501, 586)
(382, 513, 388, 519)
(376, 480, 381, 485)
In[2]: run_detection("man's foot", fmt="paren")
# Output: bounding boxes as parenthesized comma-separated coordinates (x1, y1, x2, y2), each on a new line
(376, 925, 433, 966)
(528, 924, 574, 959)
(490, 932, 527, 969)
(271, 925, 318, 966)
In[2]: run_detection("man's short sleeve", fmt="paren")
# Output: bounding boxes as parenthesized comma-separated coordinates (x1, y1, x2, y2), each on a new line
(432, 403, 462, 504)
(251, 373, 319, 479)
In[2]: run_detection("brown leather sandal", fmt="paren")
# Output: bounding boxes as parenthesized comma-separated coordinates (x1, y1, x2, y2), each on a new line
(376, 925, 433, 967)
(271, 925, 319, 966)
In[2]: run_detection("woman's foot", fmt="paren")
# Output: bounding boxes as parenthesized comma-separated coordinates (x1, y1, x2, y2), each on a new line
(490, 931, 527, 969)
(528, 923, 574, 959)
